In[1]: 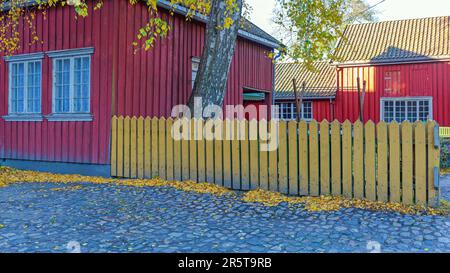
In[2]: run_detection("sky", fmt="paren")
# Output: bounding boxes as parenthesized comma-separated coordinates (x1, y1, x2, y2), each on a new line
(246, 0, 450, 36)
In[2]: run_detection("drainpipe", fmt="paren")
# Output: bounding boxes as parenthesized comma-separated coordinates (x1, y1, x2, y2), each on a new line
(271, 50, 283, 119)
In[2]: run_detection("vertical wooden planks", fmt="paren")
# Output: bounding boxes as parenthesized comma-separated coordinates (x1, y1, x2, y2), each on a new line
(309, 121, 319, 196)
(377, 122, 389, 202)
(144, 117, 151, 178)
(342, 121, 353, 199)
(249, 119, 259, 190)
(109, 116, 435, 207)
(130, 117, 137, 178)
(137, 117, 145, 179)
(365, 121, 376, 201)
(353, 121, 364, 199)
(427, 121, 439, 207)
(415, 122, 427, 205)
(298, 121, 309, 196)
(401, 122, 414, 205)
(181, 118, 190, 181)
(151, 117, 159, 178)
(268, 121, 278, 192)
(117, 116, 124, 177)
(241, 120, 250, 191)
(331, 121, 341, 196)
(278, 121, 288, 194)
(173, 119, 182, 181)
(158, 118, 167, 180)
(288, 121, 299, 195)
(231, 119, 241, 190)
(111, 116, 118, 177)
(166, 118, 174, 181)
(223, 119, 232, 188)
(320, 120, 330, 196)
(389, 122, 401, 203)
(206, 120, 215, 184)
(213, 120, 223, 186)
(259, 120, 269, 190)
(123, 116, 131, 178)
(197, 120, 206, 182)
(189, 119, 198, 182)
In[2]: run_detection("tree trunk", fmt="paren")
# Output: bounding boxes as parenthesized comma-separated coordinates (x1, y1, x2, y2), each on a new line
(187, 0, 244, 115)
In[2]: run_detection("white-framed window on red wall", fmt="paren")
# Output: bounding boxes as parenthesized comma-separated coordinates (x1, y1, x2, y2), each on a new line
(380, 97, 433, 123)
(46, 47, 94, 122)
(274, 101, 313, 121)
(3, 52, 44, 122)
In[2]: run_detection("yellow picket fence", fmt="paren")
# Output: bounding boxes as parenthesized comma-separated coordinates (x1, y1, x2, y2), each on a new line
(111, 116, 441, 207)
(440, 127, 450, 138)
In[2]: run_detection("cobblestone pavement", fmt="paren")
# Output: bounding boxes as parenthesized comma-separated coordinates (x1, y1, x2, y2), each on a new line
(0, 177, 449, 253)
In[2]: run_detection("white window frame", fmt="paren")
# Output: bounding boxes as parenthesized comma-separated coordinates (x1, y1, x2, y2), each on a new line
(275, 101, 313, 121)
(380, 97, 433, 123)
(3, 52, 44, 122)
(47, 47, 94, 122)
(384, 70, 401, 94)
(191, 57, 200, 90)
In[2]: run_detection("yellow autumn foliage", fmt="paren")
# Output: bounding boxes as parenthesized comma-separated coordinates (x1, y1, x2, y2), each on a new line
(0, 166, 233, 196)
(242, 189, 448, 216)
(0, 167, 448, 216)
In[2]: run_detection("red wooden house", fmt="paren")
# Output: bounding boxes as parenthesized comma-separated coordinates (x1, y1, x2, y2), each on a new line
(275, 16, 450, 128)
(0, 0, 280, 175)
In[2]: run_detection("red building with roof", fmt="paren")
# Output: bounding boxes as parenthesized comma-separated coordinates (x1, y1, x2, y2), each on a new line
(275, 16, 450, 128)
(0, 0, 279, 175)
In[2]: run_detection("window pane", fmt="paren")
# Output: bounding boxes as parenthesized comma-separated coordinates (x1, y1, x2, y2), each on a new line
(10, 63, 25, 113)
(383, 101, 394, 122)
(54, 56, 90, 113)
(73, 57, 90, 113)
(26, 61, 41, 113)
(191, 58, 200, 90)
(55, 59, 71, 113)
(382, 99, 431, 123)
(407, 101, 417, 122)
(395, 101, 406, 122)
(418, 101, 430, 121)
(303, 102, 312, 120)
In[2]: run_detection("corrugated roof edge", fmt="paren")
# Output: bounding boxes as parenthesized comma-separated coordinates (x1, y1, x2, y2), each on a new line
(1, 0, 282, 49)
(332, 56, 450, 67)
(332, 16, 450, 66)
(274, 91, 336, 100)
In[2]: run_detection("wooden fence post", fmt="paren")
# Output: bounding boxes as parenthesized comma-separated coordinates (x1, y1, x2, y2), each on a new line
(342, 120, 352, 199)
(402, 122, 414, 205)
(377, 122, 388, 202)
(331, 120, 342, 196)
(365, 121, 376, 201)
(288, 120, 299, 195)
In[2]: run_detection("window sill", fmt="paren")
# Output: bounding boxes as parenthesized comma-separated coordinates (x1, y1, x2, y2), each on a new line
(46, 113, 93, 122)
(3, 114, 44, 122)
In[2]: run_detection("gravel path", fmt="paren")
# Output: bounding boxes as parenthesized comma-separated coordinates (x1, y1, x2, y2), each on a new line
(0, 177, 449, 253)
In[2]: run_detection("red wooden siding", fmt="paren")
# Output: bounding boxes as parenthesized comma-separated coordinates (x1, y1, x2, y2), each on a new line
(335, 62, 450, 126)
(312, 100, 333, 121)
(0, 2, 111, 164)
(0, 0, 274, 165)
(112, 4, 274, 118)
